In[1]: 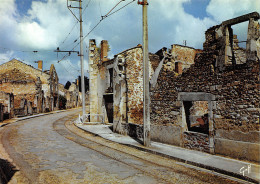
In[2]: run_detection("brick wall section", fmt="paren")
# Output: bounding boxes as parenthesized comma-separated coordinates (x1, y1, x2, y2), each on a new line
(151, 52, 259, 132)
(0, 59, 49, 84)
(0, 91, 14, 116)
(183, 132, 210, 153)
(0, 68, 40, 109)
(171, 44, 202, 71)
(111, 46, 158, 126)
(125, 48, 144, 124)
(118, 47, 156, 125)
(0, 59, 59, 114)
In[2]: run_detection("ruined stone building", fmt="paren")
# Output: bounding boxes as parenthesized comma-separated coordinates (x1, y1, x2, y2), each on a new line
(65, 80, 81, 109)
(43, 63, 59, 111)
(0, 59, 59, 116)
(88, 12, 259, 163)
(88, 40, 160, 125)
(150, 12, 259, 162)
(58, 83, 66, 97)
(0, 91, 14, 121)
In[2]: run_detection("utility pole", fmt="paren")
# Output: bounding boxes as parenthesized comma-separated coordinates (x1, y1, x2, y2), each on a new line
(138, 0, 150, 147)
(79, 0, 86, 122)
(67, 0, 86, 122)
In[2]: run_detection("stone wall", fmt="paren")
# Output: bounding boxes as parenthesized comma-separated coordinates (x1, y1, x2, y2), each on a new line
(183, 131, 210, 153)
(0, 59, 49, 84)
(0, 59, 59, 116)
(125, 47, 144, 124)
(113, 46, 156, 126)
(151, 50, 259, 158)
(0, 91, 14, 119)
(151, 19, 259, 161)
(171, 44, 202, 72)
(89, 39, 100, 122)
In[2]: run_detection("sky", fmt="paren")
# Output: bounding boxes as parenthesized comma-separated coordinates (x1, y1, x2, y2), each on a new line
(0, 0, 259, 84)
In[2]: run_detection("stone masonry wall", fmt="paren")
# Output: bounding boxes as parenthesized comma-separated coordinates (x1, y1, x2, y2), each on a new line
(151, 48, 259, 160)
(125, 48, 144, 124)
(183, 131, 210, 153)
(171, 44, 202, 72)
(0, 59, 49, 84)
(151, 52, 259, 132)
(123, 47, 155, 125)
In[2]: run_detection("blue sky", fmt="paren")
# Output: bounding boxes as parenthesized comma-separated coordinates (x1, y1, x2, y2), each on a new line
(183, 0, 210, 19)
(0, 0, 259, 84)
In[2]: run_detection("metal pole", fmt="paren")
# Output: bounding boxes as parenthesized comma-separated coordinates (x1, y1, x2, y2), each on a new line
(142, 0, 150, 146)
(79, 0, 86, 122)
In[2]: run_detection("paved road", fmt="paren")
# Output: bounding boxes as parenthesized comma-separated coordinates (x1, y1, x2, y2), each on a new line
(0, 109, 243, 184)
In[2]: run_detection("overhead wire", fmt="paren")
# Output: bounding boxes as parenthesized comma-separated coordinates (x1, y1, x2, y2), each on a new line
(0, 46, 53, 53)
(83, 0, 92, 14)
(102, 0, 125, 18)
(59, 61, 78, 77)
(66, 60, 81, 72)
(60, 0, 91, 50)
(58, 21, 78, 48)
(71, 0, 137, 52)
(105, 0, 136, 18)
(58, 0, 136, 66)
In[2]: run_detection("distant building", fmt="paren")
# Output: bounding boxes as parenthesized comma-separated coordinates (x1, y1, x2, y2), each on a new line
(66, 80, 81, 109)
(0, 59, 59, 116)
(0, 91, 14, 120)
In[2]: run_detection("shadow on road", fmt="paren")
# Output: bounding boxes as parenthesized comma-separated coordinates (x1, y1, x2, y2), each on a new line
(0, 158, 18, 184)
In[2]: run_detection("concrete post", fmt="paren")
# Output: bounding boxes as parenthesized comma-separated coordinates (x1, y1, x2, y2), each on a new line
(246, 18, 260, 61)
(79, 0, 86, 122)
(141, 0, 151, 147)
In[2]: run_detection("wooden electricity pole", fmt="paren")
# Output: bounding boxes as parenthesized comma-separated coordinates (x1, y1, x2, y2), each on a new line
(67, 0, 86, 122)
(138, 0, 150, 147)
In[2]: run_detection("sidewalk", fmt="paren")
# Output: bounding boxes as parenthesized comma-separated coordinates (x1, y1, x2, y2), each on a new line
(75, 123, 260, 184)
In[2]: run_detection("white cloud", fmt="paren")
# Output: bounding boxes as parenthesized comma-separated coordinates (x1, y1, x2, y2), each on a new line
(206, 0, 260, 46)
(207, 0, 260, 23)
(0, 51, 14, 65)
(0, 0, 258, 83)
(152, 0, 190, 20)
(148, 0, 216, 50)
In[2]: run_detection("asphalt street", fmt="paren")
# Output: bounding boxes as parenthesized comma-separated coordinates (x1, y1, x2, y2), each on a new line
(0, 109, 243, 184)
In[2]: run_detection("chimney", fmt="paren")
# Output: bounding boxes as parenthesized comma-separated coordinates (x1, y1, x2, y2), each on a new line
(101, 40, 108, 62)
(38, 60, 43, 71)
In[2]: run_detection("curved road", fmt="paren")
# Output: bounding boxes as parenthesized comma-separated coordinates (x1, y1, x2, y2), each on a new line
(0, 109, 242, 184)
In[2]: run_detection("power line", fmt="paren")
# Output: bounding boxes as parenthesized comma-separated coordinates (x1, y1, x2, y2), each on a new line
(59, 61, 78, 77)
(58, 21, 78, 48)
(66, 60, 81, 72)
(59, 0, 136, 64)
(0, 46, 53, 53)
(99, 1, 102, 17)
(75, 0, 137, 51)
(102, 0, 126, 18)
(83, 0, 92, 14)
(105, 0, 136, 18)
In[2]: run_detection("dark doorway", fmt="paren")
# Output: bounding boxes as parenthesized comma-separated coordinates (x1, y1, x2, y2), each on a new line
(104, 94, 113, 123)
(183, 101, 192, 130)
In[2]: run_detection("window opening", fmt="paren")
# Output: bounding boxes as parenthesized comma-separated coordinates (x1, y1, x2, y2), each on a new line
(183, 101, 209, 134)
